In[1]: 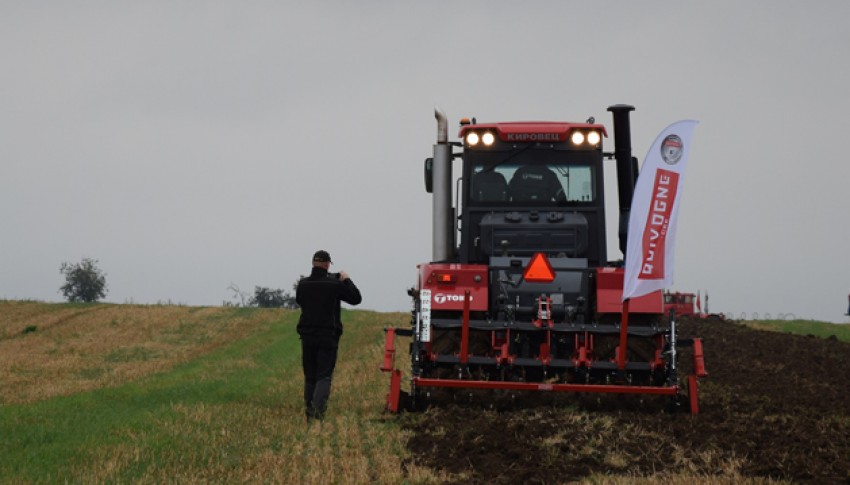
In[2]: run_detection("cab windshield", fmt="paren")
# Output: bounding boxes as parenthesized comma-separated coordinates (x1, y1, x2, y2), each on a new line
(469, 162, 596, 205)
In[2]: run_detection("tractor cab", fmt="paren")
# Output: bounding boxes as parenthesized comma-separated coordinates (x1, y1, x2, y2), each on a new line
(456, 121, 608, 269)
(446, 121, 609, 324)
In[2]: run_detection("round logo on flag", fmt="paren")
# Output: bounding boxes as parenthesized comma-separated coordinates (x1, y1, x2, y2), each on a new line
(660, 134, 683, 165)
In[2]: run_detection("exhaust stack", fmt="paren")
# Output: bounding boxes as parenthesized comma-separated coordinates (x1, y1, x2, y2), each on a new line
(432, 107, 454, 262)
(607, 104, 637, 258)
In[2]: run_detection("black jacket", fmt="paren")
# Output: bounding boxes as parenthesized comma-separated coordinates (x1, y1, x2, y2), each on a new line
(295, 267, 362, 337)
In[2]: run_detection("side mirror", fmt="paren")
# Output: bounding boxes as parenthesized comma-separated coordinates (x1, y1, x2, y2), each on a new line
(424, 157, 433, 193)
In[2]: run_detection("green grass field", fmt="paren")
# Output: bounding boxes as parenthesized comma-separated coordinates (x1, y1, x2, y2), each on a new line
(744, 319, 850, 342)
(0, 302, 440, 484)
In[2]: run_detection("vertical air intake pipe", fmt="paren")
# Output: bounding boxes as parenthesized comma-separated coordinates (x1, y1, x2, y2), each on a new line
(432, 107, 454, 262)
(607, 104, 637, 259)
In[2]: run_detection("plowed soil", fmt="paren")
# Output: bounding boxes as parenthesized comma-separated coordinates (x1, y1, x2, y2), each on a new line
(403, 318, 850, 484)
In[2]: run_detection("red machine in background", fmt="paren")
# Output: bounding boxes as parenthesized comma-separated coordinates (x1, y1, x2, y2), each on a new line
(382, 106, 707, 414)
(664, 291, 698, 317)
(664, 290, 725, 320)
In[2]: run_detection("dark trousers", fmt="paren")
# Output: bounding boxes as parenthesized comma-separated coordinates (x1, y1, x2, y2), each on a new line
(301, 334, 339, 420)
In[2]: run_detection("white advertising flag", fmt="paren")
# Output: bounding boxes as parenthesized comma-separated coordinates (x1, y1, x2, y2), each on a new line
(622, 120, 698, 301)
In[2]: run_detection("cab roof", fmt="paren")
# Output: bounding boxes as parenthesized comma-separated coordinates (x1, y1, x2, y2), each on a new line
(458, 121, 608, 142)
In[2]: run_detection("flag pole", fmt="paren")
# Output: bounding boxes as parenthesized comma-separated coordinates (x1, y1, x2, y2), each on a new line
(618, 298, 630, 371)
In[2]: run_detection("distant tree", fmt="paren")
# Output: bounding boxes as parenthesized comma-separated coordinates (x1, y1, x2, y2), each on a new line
(284, 287, 298, 309)
(250, 286, 298, 309)
(250, 286, 285, 308)
(225, 283, 250, 307)
(59, 258, 108, 303)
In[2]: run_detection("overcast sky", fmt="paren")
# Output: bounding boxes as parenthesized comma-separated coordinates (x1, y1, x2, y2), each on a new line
(2, 2, 849, 323)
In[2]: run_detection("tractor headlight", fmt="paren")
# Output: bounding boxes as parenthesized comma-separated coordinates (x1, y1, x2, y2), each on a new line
(481, 132, 495, 146)
(466, 132, 480, 146)
(570, 130, 601, 146)
(570, 131, 585, 145)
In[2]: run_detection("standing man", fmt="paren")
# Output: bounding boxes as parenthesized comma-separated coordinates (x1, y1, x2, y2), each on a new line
(296, 250, 362, 421)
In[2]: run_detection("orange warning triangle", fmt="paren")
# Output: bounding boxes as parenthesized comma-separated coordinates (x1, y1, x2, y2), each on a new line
(523, 253, 556, 283)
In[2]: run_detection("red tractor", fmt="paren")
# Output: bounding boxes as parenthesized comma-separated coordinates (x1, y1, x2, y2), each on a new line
(382, 105, 707, 413)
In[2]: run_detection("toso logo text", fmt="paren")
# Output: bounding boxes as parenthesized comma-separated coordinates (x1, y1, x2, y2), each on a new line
(434, 293, 473, 304)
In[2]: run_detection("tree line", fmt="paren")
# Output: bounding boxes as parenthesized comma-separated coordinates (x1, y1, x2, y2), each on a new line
(59, 258, 299, 309)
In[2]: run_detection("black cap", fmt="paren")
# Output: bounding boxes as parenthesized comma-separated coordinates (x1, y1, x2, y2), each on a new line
(312, 250, 332, 263)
